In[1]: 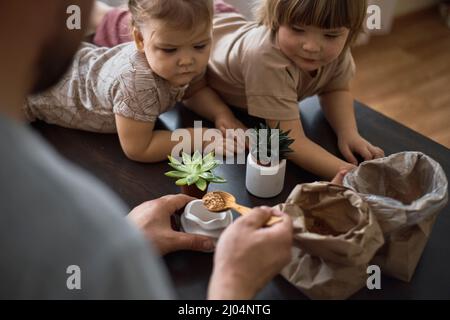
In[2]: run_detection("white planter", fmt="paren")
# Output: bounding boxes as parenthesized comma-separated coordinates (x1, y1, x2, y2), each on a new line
(181, 200, 233, 240)
(245, 153, 287, 198)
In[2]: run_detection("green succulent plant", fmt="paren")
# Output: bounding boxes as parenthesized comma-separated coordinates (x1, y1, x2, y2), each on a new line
(250, 122, 295, 163)
(165, 151, 227, 191)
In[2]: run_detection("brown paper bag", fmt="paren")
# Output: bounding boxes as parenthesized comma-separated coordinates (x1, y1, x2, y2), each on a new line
(343, 152, 448, 282)
(371, 215, 437, 282)
(279, 182, 384, 299)
(283, 247, 368, 300)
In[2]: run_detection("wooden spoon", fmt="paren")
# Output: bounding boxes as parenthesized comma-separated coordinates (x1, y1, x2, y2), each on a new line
(202, 191, 283, 226)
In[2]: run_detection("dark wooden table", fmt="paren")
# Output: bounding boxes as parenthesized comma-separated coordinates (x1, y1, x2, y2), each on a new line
(32, 97, 450, 299)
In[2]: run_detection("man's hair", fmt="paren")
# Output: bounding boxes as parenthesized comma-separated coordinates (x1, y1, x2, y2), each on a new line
(255, 0, 367, 46)
(129, 0, 214, 31)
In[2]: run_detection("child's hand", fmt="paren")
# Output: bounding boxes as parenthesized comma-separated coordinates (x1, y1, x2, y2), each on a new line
(214, 114, 247, 136)
(338, 133, 385, 165)
(214, 114, 248, 151)
(203, 129, 246, 156)
(330, 168, 352, 185)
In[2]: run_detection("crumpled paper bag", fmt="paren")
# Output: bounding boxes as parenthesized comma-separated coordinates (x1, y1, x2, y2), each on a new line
(343, 151, 448, 281)
(279, 182, 384, 299)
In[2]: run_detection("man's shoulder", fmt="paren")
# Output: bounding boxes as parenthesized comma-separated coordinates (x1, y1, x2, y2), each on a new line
(0, 116, 128, 220)
(0, 117, 172, 299)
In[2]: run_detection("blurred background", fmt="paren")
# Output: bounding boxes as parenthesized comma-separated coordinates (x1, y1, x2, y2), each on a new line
(101, 0, 450, 148)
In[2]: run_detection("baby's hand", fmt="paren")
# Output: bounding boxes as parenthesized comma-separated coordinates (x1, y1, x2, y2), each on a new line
(338, 133, 384, 165)
(214, 114, 248, 152)
(203, 129, 246, 157)
(214, 114, 247, 136)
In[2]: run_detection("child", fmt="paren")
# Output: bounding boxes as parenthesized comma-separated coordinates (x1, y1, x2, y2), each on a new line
(24, 0, 245, 163)
(91, 0, 385, 180)
(205, 0, 385, 179)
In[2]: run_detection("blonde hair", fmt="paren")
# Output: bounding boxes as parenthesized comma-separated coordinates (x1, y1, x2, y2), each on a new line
(129, 0, 214, 31)
(256, 0, 367, 46)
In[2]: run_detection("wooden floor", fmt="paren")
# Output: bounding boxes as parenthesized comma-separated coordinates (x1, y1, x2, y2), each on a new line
(351, 6, 450, 148)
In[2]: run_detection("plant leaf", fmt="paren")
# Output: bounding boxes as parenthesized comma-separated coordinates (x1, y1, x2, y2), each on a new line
(186, 174, 199, 186)
(195, 178, 207, 191)
(252, 121, 296, 161)
(202, 161, 218, 172)
(192, 150, 202, 164)
(194, 163, 203, 173)
(164, 171, 189, 178)
(182, 152, 192, 165)
(202, 158, 216, 169)
(210, 176, 227, 183)
(167, 155, 182, 165)
(168, 162, 191, 173)
(199, 172, 214, 180)
(202, 152, 215, 163)
(175, 178, 188, 186)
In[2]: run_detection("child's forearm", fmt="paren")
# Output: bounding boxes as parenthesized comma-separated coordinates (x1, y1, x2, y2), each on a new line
(116, 115, 210, 163)
(122, 130, 178, 163)
(320, 90, 385, 164)
(183, 86, 235, 122)
(288, 136, 352, 180)
(319, 90, 358, 138)
(266, 119, 352, 180)
(122, 128, 207, 163)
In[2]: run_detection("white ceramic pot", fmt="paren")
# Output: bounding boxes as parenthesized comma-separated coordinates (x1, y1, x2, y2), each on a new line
(245, 153, 287, 198)
(181, 200, 233, 239)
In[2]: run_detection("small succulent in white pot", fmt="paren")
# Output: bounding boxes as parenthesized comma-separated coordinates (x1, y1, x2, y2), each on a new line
(246, 123, 295, 198)
(165, 151, 226, 198)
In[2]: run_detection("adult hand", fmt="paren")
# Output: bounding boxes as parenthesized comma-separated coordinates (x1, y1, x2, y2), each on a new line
(208, 207, 293, 299)
(127, 194, 215, 255)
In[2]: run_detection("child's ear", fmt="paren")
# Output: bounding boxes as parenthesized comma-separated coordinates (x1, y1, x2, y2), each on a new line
(133, 27, 145, 52)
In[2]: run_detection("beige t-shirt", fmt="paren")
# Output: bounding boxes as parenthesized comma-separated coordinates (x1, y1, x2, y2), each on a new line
(207, 13, 356, 121)
(25, 42, 190, 133)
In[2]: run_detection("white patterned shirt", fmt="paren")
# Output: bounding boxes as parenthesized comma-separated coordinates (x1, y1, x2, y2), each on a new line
(25, 42, 188, 133)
